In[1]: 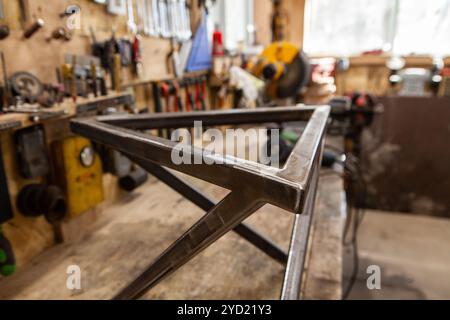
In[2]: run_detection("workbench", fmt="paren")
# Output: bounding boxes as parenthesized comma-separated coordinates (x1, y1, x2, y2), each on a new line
(0, 166, 344, 299)
(0, 92, 138, 267)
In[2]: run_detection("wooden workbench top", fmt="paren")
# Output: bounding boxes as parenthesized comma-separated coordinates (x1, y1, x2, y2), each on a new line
(0, 92, 132, 132)
(0, 167, 344, 300)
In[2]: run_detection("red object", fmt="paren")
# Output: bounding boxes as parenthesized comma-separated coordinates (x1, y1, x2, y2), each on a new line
(185, 85, 192, 112)
(133, 36, 142, 63)
(356, 95, 366, 107)
(160, 82, 171, 112)
(173, 81, 181, 113)
(442, 68, 450, 77)
(195, 81, 202, 111)
(212, 25, 224, 57)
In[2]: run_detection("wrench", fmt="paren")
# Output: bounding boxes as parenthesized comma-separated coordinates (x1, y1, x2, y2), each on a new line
(144, 0, 158, 37)
(158, 0, 171, 38)
(151, 0, 161, 36)
(126, 0, 137, 34)
(178, 0, 192, 41)
(166, 0, 178, 39)
(136, 0, 146, 34)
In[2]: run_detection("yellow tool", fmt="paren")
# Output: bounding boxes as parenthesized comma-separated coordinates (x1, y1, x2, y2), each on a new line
(247, 41, 310, 99)
(53, 137, 104, 218)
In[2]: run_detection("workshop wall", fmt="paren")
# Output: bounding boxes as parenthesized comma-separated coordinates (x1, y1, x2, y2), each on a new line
(0, 0, 204, 269)
(361, 96, 450, 217)
(0, 0, 182, 85)
(253, 0, 305, 47)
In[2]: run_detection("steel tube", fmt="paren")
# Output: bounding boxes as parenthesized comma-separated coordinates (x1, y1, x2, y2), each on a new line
(70, 105, 330, 300)
(96, 106, 315, 130)
(127, 156, 288, 264)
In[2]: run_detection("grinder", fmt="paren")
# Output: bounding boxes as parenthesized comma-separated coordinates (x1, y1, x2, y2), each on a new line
(248, 41, 311, 99)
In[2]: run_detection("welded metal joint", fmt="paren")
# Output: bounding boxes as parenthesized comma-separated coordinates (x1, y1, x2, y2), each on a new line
(70, 105, 330, 300)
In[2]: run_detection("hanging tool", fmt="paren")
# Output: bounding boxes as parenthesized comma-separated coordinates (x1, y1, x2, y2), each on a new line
(61, 62, 76, 101)
(18, 0, 30, 27)
(152, 82, 163, 113)
(105, 30, 122, 89)
(0, 51, 12, 109)
(183, 79, 195, 112)
(158, 0, 171, 38)
(136, 0, 146, 34)
(59, 6, 78, 18)
(126, 0, 137, 34)
(167, 0, 179, 39)
(185, 11, 211, 72)
(172, 80, 184, 112)
(133, 35, 144, 77)
(139, 0, 157, 36)
(144, 0, 160, 36)
(195, 77, 207, 111)
(178, 0, 191, 41)
(112, 53, 122, 91)
(70, 55, 78, 100)
(152, 82, 166, 137)
(90, 62, 98, 97)
(0, 227, 15, 277)
(150, 0, 161, 36)
(168, 38, 182, 77)
(23, 18, 45, 39)
(46, 27, 72, 42)
(160, 81, 172, 112)
(90, 26, 109, 72)
(119, 39, 133, 66)
(200, 76, 208, 110)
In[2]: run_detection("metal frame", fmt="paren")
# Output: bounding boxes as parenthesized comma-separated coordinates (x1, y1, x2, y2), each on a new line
(70, 105, 330, 300)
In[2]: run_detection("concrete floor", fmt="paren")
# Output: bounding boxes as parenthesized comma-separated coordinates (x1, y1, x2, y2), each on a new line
(343, 210, 450, 300)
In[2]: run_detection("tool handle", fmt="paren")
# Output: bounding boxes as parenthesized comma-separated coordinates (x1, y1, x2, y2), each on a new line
(200, 77, 208, 111)
(195, 82, 202, 111)
(176, 95, 184, 112)
(152, 83, 163, 114)
(23, 19, 44, 39)
(173, 81, 183, 112)
(0, 229, 16, 276)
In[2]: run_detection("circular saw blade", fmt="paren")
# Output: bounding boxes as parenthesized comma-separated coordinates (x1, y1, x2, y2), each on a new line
(274, 51, 311, 99)
(10, 71, 43, 102)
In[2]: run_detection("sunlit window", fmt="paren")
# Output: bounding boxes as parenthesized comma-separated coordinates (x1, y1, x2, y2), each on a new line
(208, 0, 254, 51)
(304, 0, 450, 56)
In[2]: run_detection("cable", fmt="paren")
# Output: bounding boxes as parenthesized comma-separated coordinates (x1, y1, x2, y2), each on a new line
(322, 145, 368, 299)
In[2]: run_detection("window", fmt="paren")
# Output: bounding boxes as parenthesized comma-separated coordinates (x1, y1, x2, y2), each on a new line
(208, 0, 254, 51)
(304, 0, 450, 56)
